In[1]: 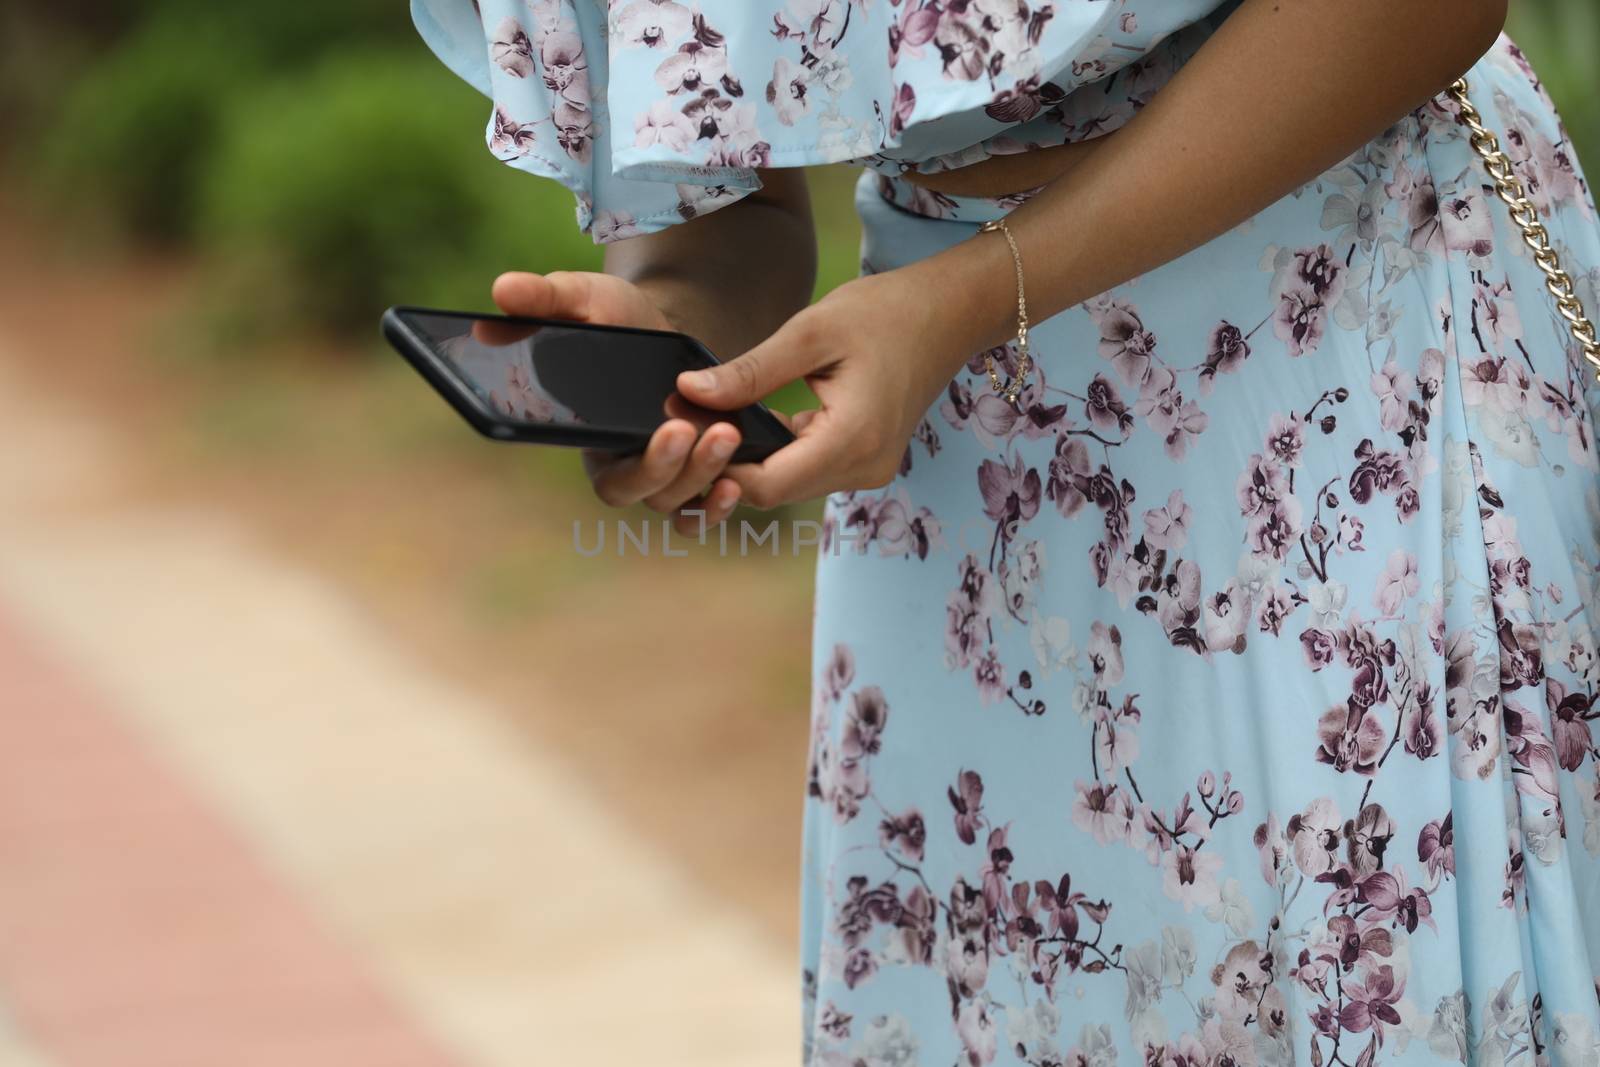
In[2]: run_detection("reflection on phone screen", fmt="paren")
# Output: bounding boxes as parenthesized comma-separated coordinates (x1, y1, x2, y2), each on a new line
(438, 333, 587, 427)
(405, 311, 787, 447)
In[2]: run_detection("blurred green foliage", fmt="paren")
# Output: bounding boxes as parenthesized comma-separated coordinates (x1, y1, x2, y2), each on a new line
(32, 13, 259, 243)
(4, 2, 602, 340)
(197, 51, 599, 338)
(14, 2, 414, 242)
(1, 0, 1596, 345)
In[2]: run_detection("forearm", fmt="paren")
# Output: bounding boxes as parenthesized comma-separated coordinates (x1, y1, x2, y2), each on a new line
(922, 0, 1509, 365)
(604, 169, 817, 358)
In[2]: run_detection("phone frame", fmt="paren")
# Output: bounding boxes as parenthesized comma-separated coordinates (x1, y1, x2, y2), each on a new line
(381, 305, 795, 462)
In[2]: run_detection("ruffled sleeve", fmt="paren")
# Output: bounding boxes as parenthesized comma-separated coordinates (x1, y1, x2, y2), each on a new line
(411, 0, 752, 242)
(412, 0, 1230, 244)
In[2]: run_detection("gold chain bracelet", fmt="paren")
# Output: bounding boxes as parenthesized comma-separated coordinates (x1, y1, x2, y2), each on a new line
(978, 216, 1032, 406)
(1449, 76, 1600, 383)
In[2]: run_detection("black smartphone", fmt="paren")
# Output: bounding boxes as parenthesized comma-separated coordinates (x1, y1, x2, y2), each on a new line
(381, 306, 796, 463)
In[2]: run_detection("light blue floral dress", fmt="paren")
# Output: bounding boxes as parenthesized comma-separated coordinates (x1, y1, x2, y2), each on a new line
(414, 2, 1600, 1064)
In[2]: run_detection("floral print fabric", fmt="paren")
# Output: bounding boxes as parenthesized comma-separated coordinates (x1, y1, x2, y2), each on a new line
(411, 0, 1236, 241)
(802, 38, 1600, 1067)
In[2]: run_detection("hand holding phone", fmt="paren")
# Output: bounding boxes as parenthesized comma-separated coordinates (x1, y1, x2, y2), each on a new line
(383, 272, 795, 527)
(486, 270, 766, 527)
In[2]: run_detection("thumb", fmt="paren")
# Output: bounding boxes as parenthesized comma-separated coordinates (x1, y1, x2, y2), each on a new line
(493, 270, 663, 330)
(492, 271, 593, 320)
(677, 318, 820, 410)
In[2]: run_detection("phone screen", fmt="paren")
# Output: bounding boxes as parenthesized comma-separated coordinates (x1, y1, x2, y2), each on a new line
(397, 310, 792, 452)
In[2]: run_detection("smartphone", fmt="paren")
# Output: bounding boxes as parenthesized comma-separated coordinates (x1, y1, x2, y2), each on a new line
(381, 306, 796, 463)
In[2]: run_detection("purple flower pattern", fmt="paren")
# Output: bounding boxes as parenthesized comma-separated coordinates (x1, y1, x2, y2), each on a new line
(805, 37, 1600, 1067)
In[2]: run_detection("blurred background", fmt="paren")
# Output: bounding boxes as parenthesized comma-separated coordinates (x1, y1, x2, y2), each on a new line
(0, 2, 1594, 1065)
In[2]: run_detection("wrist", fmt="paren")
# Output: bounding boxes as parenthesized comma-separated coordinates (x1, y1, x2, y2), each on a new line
(913, 230, 1029, 373)
(629, 274, 742, 356)
(626, 273, 703, 330)
(629, 270, 799, 359)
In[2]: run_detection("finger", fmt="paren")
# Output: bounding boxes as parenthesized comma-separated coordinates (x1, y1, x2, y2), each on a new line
(642, 422, 743, 513)
(492, 271, 601, 323)
(589, 419, 696, 508)
(675, 314, 822, 411)
(673, 478, 742, 539)
(581, 447, 625, 485)
(789, 408, 820, 434)
(722, 417, 841, 509)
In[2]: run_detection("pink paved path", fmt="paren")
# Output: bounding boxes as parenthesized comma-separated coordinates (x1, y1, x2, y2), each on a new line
(0, 605, 463, 1067)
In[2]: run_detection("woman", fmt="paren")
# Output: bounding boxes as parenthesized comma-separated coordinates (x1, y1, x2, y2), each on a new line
(413, 0, 1600, 1062)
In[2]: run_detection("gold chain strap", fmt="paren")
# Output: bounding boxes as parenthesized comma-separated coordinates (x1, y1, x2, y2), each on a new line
(1449, 76, 1600, 384)
(978, 216, 1032, 405)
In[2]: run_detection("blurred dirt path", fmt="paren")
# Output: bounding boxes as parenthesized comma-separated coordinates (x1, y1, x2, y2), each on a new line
(0, 356, 797, 1065)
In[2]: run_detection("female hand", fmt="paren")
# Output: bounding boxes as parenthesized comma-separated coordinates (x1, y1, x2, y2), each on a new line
(491, 271, 747, 531)
(673, 263, 981, 509)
